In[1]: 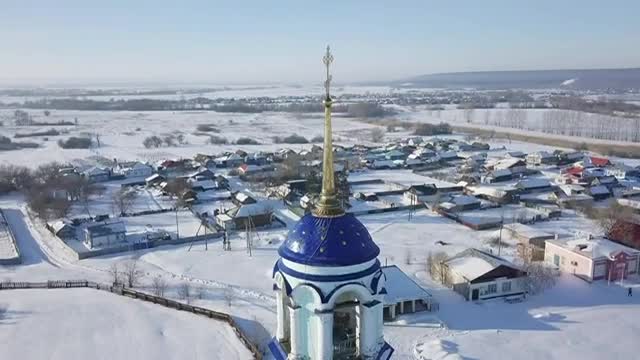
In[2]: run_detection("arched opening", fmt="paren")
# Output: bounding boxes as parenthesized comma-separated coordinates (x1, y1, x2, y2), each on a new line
(329, 286, 373, 359)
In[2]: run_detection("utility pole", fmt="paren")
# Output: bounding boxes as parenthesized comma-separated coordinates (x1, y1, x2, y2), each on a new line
(498, 215, 504, 257)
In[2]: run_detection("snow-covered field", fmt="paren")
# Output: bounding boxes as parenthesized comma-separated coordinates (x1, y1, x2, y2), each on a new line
(0, 288, 252, 360)
(0, 109, 377, 168)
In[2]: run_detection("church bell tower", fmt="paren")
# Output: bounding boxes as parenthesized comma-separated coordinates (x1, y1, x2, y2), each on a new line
(268, 46, 394, 360)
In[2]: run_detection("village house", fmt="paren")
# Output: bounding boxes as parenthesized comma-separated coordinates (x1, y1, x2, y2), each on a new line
(144, 173, 166, 187)
(552, 185, 594, 208)
(466, 185, 516, 204)
(83, 166, 111, 183)
(49, 220, 76, 241)
(586, 185, 611, 201)
(114, 161, 154, 178)
(526, 151, 556, 166)
(83, 220, 127, 249)
(488, 158, 528, 175)
(482, 169, 513, 184)
(214, 153, 244, 168)
(515, 178, 553, 193)
(232, 191, 257, 206)
(544, 236, 639, 282)
(605, 164, 640, 180)
(381, 265, 436, 320)
(443, 248, 528, 301)
(505, 223, 556, 261)
(215, 202, 274, 230)
(438, 194, 482, 212)
(403, 184, 438, 204)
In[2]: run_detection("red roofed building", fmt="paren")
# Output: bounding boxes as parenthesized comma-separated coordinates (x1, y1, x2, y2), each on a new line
(589, 156, 611, 168)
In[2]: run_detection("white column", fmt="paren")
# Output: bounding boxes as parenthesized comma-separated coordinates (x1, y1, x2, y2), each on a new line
(315, 310, 334, 360)
(288, 305, 302, 358)
(276, 291, 289, 341)
(359, 301, 383, 358)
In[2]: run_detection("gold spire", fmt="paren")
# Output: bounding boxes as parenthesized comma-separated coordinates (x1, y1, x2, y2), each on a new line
(313, 45, 344, 217)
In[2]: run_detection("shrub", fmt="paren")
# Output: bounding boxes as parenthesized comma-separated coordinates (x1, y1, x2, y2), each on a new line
(274, 134, 309, 144)
(310, 135, 324, 143)
(196, 124, 220, 133)
(236, 137, 260, 145)
(143, 136, 163, 148)
(208, 135, 228, 144)
(57, 136, 92, 149)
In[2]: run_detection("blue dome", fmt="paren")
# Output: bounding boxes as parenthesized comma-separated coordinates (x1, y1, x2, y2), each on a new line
(278, 213, 380, 267)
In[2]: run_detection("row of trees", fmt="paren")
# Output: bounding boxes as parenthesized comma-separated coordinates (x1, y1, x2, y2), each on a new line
(431, 107, 640, 143)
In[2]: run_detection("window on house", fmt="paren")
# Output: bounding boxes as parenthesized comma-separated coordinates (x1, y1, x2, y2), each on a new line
(502, 281, 511, 293)
(487, 284, 497, 294)
(553, 254, 560, 266)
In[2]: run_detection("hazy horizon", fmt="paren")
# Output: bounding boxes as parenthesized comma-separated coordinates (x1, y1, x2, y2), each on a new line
(2, 0, 640, 86)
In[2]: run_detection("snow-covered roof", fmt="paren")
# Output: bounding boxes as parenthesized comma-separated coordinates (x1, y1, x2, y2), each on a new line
(548, 237, 639, 260)
(445, 248, 520, 282)
(189, 179, 217, 190)
(517, 178, 551, 189)
(452, 195, 480, 206)
(490, 169, 512, 178)
(446, 257, 496, 282)
(494, 158, 525, 170)
(228, 203, 272, 217)
(381, 265, 432, 304)
(589, 185, 610, 195)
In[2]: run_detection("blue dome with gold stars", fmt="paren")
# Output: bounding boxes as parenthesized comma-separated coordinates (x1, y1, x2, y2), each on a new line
(278, 213, 380, 267)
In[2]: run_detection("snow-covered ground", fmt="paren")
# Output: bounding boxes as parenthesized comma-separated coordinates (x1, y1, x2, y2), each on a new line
(0, 288, 252, 360)
(2, 97, 640, 359)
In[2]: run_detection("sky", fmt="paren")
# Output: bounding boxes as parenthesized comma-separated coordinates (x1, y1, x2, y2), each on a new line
(1, 0, 640, 85)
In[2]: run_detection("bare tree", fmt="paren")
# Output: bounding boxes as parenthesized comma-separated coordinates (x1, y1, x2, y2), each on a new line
(522, 263, 557, 295)
(428, 251, 450, 285)
(596, 200, 633, 236)
(151, 276, 168, 297)
(370, 128, 385, 143)
(178, 283, 192, 304)
(404, 249, 412, 265)
(123, 259, 144, 288)
(109, 263, 122, 286)
(0, 303, 7, 320)
(111, 188, 138, 216)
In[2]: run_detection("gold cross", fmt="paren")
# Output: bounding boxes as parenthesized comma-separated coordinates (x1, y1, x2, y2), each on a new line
(323, 45, 334, 99)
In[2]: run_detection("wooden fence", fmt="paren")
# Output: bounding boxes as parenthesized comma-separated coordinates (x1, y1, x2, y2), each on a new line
(0, 280, 262, 359)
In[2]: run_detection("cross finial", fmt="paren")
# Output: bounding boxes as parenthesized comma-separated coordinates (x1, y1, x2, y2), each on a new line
(323, 45, 334, 100)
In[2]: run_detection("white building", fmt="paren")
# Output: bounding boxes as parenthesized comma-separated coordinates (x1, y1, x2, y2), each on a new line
(116, 161, 154, 178)
(444, 248, 528, 301)
(83, 220, 126, 248)
(544, 237, 639, 282)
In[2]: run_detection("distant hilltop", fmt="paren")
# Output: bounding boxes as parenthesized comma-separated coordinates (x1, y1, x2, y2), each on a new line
(395, 68, 640, 90)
